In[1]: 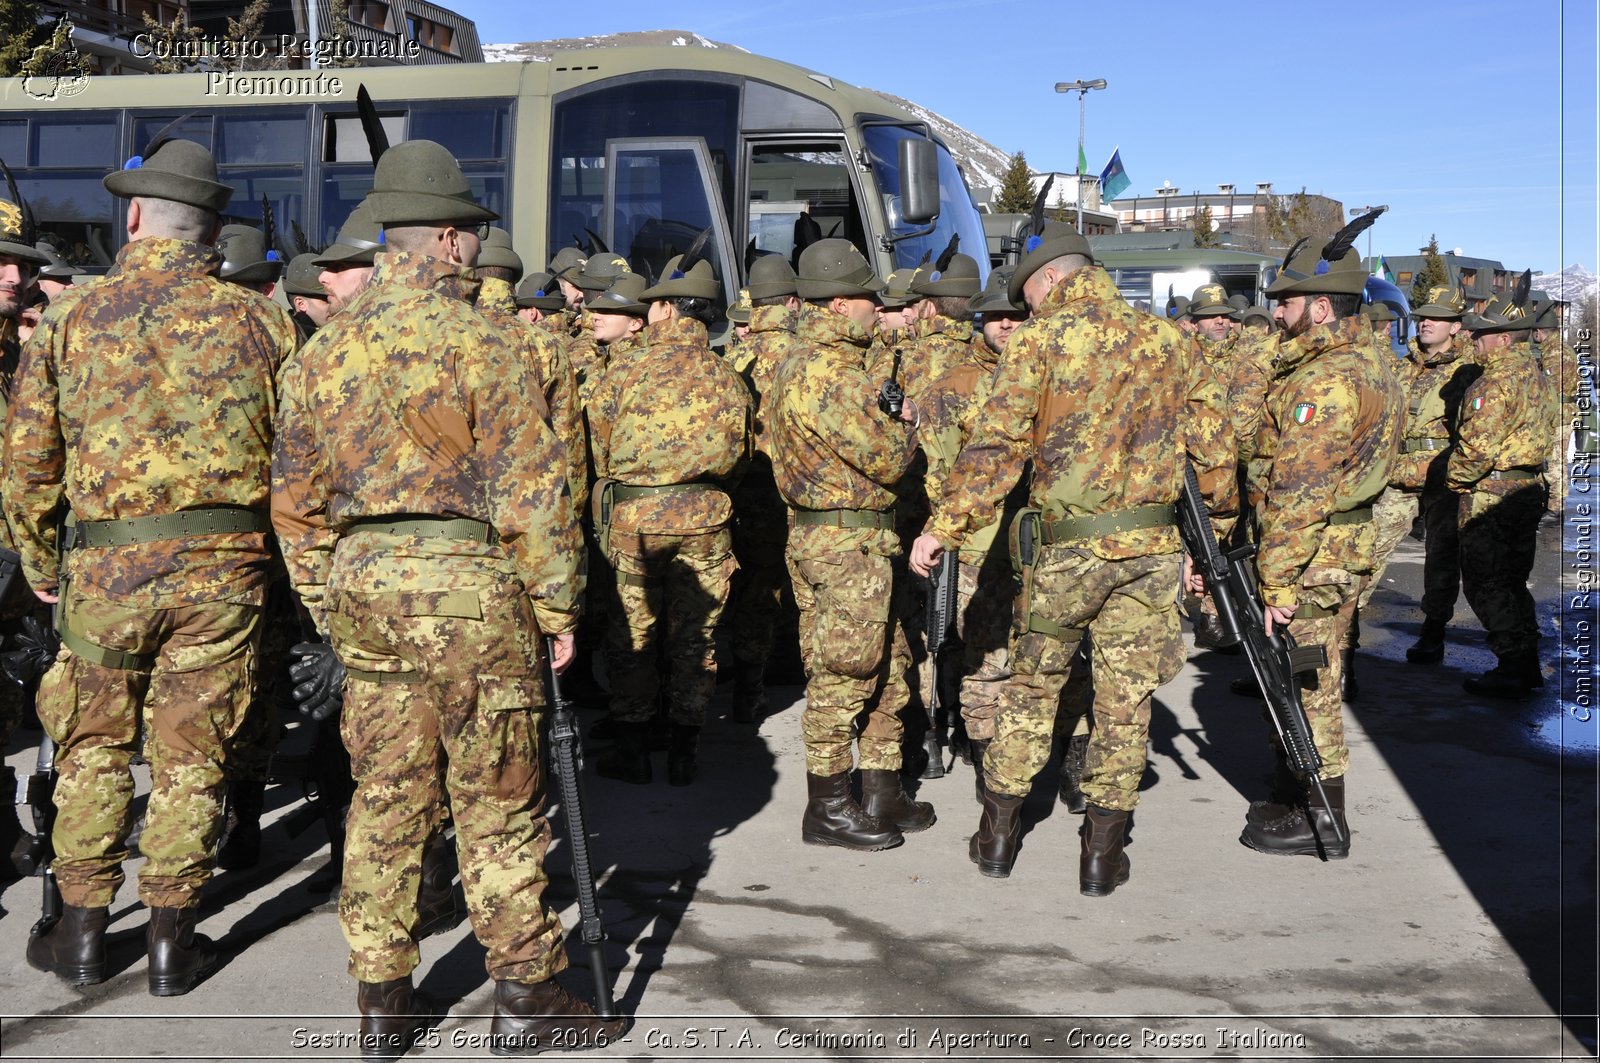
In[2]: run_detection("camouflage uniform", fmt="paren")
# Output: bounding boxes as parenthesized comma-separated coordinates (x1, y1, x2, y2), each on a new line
(1448, 336, 1551, 661)
(1251, 316, 1402, 778)
(272, 249, 583, 985)
(3, 238, 290, 910)
(905, 315, 977, 404)
(928, 265, 1234, 811)
(1, 315, 38, 751)
(768, 306, 918, 776)
(586, 314, 750, 727)
(1541, 332, 1585, 512)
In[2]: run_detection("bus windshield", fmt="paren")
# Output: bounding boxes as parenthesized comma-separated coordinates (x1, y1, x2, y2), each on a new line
(860, 122, 987, 278)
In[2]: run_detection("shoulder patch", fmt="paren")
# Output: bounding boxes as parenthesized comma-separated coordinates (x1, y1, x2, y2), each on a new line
(1471, 395, 1485, 411)
(1292, 401, 1317, 425)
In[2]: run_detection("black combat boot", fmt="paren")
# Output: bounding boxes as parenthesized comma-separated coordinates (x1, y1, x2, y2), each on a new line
(26, 904, 109, 986)
(1079, 805, 1132, 897)
(1405, 618, 1447, 664)
(1057, 733, 1089, 814)
(216, 778, 264, 871)
(1524, 653, 1546, 689)
(1463, 654, 1537, 700)
(1229, 675, 1262, 698)
(593, 722, 651, 784)
(1246, 753, 1303, 826)
(1240, 775, 1349, 860)
(146, 905, 219, 996)
(488, 977, 627, 1056)
(800, 773, 902, 851)
(730, 656, 767, 723)
(968, 785, 1024, 878)
(357, 975, 435, 1063)
(859, 769, 935, 832)
(666, 723, 700, 787)
(414, 828, 463, 939)
(968, 738, 990, 804)
(1340, 647, 1359, 703)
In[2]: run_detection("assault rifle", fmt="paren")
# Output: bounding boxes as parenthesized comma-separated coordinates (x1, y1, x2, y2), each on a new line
(545, 639, 617, 1019)
(1174, 461, 1346, 849)
(877, 348, 905, 420)
(920, 553, 958, 779)
(14, 734, 63, 938)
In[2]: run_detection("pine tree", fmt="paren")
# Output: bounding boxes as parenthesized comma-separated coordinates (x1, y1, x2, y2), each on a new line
(1191, 206, 1219, 249)
(138, 9, 204, 74)
(994, 151, 1035, 215)
(0, 0, 43, 78)
(1412, 235, 1451, 302)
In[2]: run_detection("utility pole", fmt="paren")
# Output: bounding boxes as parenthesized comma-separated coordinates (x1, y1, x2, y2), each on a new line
(1055, 79, 1107, 235)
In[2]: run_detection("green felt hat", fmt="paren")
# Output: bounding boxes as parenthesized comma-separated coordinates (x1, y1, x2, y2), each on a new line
(878, 267, 923, 309)
(1188, 282, 1233, 318)
(727, 287, 752, 324)
(548, 245, 587, 276)
(1465, 293, 1537, 335)
(475, 226, 523, 278)
(574, 252, 633, 292)
(640, 253, 719, 302)
(314, 201, 383, 267)
(1240, 304, 1273, 326)
(515, 270, 566, 312)
(32, 242, 76, 278)
(1264, 209, 1384, 298)
(1410, 284, 1466, 320)
(216, 224, 282, 285)
(913, 252, 982, 298)
(282, 253, 326, 297)
(104, 138, 233, 213)
(588, 273, 649, 317)
(746, 253, 798, 300)
(1365, 301, 1398, 325)
(0, 158, 49, 264)
(1008, 221, 1093, 304)
(796, 238, 884, 300)
(364, 140, 497, 226)
(969, 266, 1025, 317)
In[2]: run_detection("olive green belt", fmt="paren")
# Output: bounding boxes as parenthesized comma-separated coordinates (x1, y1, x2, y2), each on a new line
(343, 515, 498, 544)
(1486, 468, 1542, 482)
(1039, 503, 1174, 545)
(792, 507, 897, 530)
(610, 482, 720, 503)
(1327, 507, 1373, 526)
(74, 508, 269, 548)
(1401, 438, 1450, 454)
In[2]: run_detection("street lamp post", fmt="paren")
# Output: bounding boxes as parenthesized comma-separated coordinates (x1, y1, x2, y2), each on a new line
(1055, 79, 1107, 234)
(1349, 203, 1389, 269)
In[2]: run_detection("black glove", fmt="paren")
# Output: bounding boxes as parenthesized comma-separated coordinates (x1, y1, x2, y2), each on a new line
(0, 614, 60, 689)
(288, 642, 346, 722)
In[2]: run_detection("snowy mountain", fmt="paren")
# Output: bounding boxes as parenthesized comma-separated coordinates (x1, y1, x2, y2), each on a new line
(483, 31, 1012, 199)
(1533, 264, 1597, 305)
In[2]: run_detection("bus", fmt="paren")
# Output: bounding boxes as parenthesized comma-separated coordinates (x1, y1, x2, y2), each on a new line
(0, 45, 989, 308)
(1087, 246, 1281, 314)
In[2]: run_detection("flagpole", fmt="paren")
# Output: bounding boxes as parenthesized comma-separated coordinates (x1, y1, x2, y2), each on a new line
(1056, 79, 1107, 235)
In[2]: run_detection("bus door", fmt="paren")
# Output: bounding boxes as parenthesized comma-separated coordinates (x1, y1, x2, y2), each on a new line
(602, 136, 737, 309)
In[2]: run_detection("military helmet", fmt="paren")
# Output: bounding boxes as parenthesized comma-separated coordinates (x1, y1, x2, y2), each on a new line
(913, 252, 982, 298)
(746, 253, 798, 300)
(573, 252, 632, 293)
(1464, 292, 1537, 335)
(969, 266, 1025, 317)
(727, 287, 753, 324)
(1008, 221, 1093, 304)
(216, 224, 282, 285)
(796, 238, 884, 300)
(639, 253, 718, 302)
(1187, 283, 1233, 318)
(282, 253, 327, 297)
(104, 138, 233, 214)
(515, 270, 566, 312)
(475, 227, 523, 279)
(588, 273, 649, 318)
(364, 140, 497, 227)
(314, 201, 384, 267)
(548, 245, 587, 276)
(1410, 284, 1466, 320)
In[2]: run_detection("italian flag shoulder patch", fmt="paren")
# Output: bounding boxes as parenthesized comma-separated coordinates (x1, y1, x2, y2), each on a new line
(1292, 402, 1317, 425)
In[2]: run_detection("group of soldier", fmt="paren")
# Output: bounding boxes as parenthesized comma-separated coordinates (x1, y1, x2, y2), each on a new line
(0, 126, 1583, 1061)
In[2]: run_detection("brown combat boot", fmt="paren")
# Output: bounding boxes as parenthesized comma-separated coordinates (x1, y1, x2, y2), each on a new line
(26, 903, 109, 986)
(800, 772, 902, 851)
(357, 975, 435, 1062)
(1240, 775, 1349, 860)
(488, 977, 626, 1056)
(1079, 805, 1132, 897)
(414, 827, 463, 940)
(1057, 733, 1089, 814)
(146, 905, 219, 996)
(858, 769, 935, 832)
(968, 785, 1024, 878)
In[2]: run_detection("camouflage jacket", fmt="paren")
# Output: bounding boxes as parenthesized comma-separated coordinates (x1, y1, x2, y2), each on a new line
(921, 333, 1020, 561)
(1253, 316, 1402, 607)
(906, 315, 976, 402)
(740, 304, 801, 458)
(1447, 339, 1552, 498)
(928, 265, 1235, 561)
(1391, 337, 1481, 491)
(1226, 331, 1277, 463)
(565, 307, 605, 387)
(769, 305, 917, 558)
(1542, 334, 1586, 407)
(4, 238, 290, 607)
(271, 249, 582, 636)
(586, 314, 751, 535)
(0, 316, 23, 553)
(476, 276, 588, 514)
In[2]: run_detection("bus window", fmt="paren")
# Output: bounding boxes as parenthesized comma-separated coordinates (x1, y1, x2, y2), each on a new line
(0, 121, 24, 163)
(603, 137, 732, 303)
(323, 112, 405, 163)
(859, 122, 987, 279)
(218, 114, 306, 166)
(132, 114, 212, 156)
(409, 103, 510, 162)
(37, 116, 118, 169)
(746, 141, 866, 273)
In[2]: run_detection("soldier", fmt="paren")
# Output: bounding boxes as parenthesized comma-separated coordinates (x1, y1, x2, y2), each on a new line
(272, 139, 620, 1056)
(216, 223, 284, 296)
(586, 248, 750, 786)
(32, 242, 78, 304)
(768, 238, 932, 851)
(579, 273, 649, 399)
(282, 253, 330, 342)
(910, 222, 1233, 890)
(6, 137, 293, 993)
(725, 286, 753, 346)
(724, 254, 802, 721)
(1451, 290, 1552, 698)
(515, 269, 567, 331)
(1398, 286, 1480, 665)
(1188, 283, 1236, 353)
(1237, 219, 1402, 860)
(904, 248, 983, 401)
(567, 252, 634, 385)
(315, 200, 382, 317)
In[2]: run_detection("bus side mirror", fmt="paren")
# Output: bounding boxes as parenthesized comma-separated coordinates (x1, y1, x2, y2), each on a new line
(899, 138, 939, 225)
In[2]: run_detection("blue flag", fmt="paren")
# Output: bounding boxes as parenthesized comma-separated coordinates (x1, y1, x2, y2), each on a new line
(1099, 148, 1130, 202)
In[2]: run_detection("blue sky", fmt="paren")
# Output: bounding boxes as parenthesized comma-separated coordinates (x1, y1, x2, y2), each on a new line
(454, 0, 1596, 278)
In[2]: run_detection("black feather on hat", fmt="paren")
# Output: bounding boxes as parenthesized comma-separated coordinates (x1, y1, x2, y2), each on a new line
(260, 194, 281, 265)
(1318, 206, 1384, 270)
(672, 227, 711, 279)
(357, 85, 390, 163)
(1025, 174, 1055, 253)
(585, 228, 609, 255)
(933, 232, 960, 273)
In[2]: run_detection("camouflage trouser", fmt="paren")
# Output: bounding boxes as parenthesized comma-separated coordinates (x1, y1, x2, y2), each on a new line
(1284, 579, 1360, 780)
(727, 486, 789, 668)
(1459, 485, 1547, 658)
(985, 547, 1183, 811)
(1420, 486, 1464, 623)
(603, 524, 736, 727)
(227, 575, 298, 783)
(1358, 486, 1421, 611)
(329, 578, 565, 984)
(954, 551, 1014, 741)
(788, 548, 911, 776)
(39, 590, 260, 909)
